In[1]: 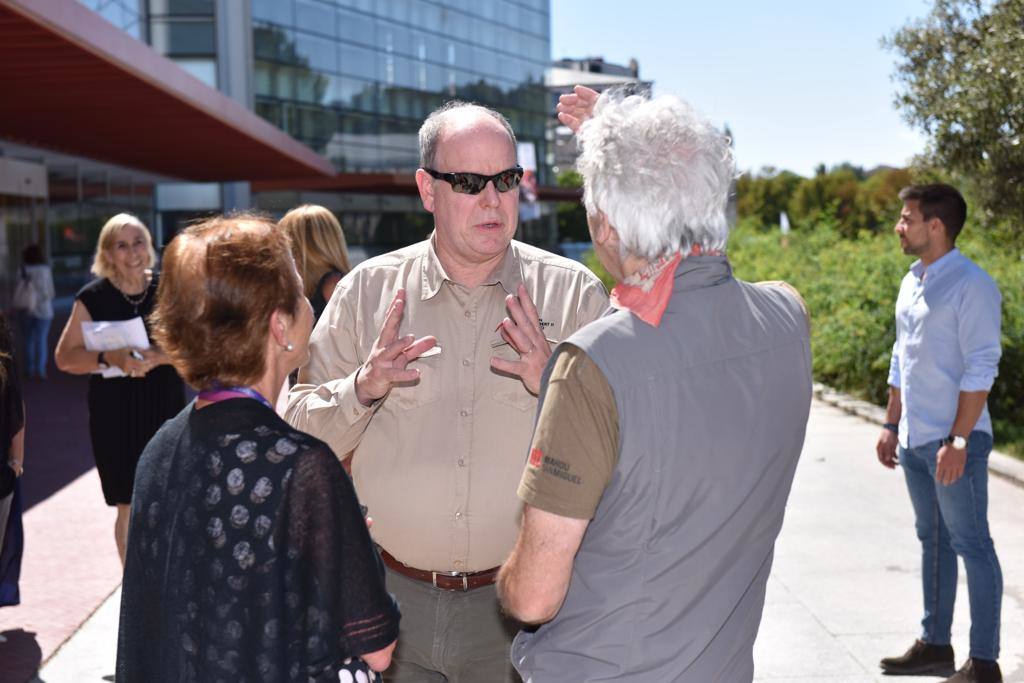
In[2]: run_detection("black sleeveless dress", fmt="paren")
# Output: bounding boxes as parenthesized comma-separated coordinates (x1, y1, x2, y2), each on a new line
(76, 276, 186, 505)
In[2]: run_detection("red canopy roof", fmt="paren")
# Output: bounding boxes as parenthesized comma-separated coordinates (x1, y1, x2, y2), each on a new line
(0, 0, 335, 181)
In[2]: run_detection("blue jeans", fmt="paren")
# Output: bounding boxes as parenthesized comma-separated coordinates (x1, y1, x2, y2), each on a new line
(21, 313, 51, 378)
(900, 431, 1001, 660)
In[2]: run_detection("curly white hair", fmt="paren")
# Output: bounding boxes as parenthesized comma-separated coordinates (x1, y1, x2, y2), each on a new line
(576, 90, 736, 261)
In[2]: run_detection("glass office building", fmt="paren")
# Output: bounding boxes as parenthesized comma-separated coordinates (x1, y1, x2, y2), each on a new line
(82, 0, 554, 256)
(252, 0, 550, 175)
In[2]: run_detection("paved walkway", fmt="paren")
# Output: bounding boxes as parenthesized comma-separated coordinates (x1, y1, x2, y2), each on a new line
(753, 401, 1023, 682)
(3, 391, 1023, 681)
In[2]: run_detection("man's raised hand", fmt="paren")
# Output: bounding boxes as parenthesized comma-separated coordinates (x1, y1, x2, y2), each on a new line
(355, 289, 437, 406)
(556, 85, 599, 133)
(490, 284, 550, 396)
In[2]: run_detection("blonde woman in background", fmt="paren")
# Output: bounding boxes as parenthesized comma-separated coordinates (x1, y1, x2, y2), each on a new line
(54, 213, 185, 565)
(279, 205, 351, 322)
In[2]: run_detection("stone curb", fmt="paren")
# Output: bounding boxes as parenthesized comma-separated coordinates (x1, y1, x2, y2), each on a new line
(812, 383, 1024, 489)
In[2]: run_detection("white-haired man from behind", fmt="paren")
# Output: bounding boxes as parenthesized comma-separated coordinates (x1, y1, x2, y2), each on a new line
(497, 87, 814, 681)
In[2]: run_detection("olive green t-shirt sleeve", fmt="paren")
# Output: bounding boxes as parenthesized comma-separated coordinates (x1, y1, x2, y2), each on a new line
(517, 344, 619, 520)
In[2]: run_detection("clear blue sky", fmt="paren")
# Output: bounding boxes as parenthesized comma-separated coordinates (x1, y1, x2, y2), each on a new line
(551, 0, 932, 177)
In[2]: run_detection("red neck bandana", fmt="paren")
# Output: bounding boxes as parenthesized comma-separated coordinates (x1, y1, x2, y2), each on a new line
(609, 245, 718, 327)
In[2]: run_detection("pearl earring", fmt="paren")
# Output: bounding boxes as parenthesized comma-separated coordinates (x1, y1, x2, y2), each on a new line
(285, 342, 294, 352)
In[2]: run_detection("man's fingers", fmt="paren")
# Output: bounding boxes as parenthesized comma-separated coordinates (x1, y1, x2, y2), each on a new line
(516, 284, 542, 326)
(378, 290, 407, 345)
(499, 326, 516, 349)
(557, 92, 579, 109)
(490, 355, 524, 377)
(380, 334, 416, 360)
(382, 367, 420, 384)
(501, 317, 534, 354)
(557, 111, 582, 132)
(574, 84, 599, 103)
(401, 336, 438, 362)
(505, 291, 544, 346)
(877, 445, 897, 469)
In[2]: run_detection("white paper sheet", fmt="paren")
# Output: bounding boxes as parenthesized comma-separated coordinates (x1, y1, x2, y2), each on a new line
(82, 317, 150, 378)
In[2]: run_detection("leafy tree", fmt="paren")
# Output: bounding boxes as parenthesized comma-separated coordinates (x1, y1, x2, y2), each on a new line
(885, 0, 1024, 245)
(737, 164, 915, 236)
(735, 167, 803, 229)
(789, 167, 861, 235)
(852, 167, 914, 234)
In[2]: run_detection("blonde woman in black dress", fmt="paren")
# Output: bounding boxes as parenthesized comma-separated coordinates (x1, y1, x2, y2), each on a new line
(55, 213, 185, 565)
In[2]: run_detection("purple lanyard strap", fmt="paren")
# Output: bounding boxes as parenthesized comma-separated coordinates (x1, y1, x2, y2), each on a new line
(198, 385, 274, 411)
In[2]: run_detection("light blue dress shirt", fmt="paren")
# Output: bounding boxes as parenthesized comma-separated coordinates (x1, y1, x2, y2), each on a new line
(887, 248, 1002, 448)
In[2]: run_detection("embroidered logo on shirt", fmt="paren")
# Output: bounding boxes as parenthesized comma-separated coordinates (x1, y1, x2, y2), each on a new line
(539, 455, 581, 485)
(529, 447, 543, 468)
(538, 319, 554, 328)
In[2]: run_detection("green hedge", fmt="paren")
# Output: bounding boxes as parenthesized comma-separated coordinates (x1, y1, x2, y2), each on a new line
(583, 216, 1024, 456)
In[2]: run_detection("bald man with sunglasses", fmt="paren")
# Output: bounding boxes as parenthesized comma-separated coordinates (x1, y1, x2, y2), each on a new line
(285, 101, 608, 682)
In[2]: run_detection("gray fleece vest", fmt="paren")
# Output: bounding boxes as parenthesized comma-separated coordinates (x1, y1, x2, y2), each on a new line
(513, 256, 812, 682)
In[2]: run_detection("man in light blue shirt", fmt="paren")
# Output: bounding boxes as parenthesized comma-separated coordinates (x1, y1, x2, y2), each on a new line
(875, 184, 1003, 683)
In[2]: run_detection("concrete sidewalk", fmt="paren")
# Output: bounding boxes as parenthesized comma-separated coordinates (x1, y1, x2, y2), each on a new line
(25, 400, 1024, 681)
(754, 401, 1023, 682)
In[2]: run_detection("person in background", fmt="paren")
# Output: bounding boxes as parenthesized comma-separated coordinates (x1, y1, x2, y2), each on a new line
(498, 88, 813, 682)
(876, 184, 1003, 683)
(18, 244, 55, 380)
(0, 311, 26, 621)
(117, 214, 398, 682)
(54, 213, 185, 565)
(279, 204, 352, 323)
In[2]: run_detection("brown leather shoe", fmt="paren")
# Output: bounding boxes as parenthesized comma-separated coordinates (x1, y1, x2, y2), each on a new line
(880, 639, 955, 676)
(942, 659, 1003, 683)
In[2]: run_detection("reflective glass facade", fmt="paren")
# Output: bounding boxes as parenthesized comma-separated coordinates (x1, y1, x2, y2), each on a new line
(250, 0, 552, 182)
(74, 0, 553, 258)
(78, 0, 146, 40)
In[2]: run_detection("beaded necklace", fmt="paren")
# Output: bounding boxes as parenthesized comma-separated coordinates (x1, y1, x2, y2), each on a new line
(112, 277, 150, 315)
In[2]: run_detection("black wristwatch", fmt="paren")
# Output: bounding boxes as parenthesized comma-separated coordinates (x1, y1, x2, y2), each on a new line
(97, 351, 109, 371)
(944, 434, 968, 450)
(882, 422, 899, 434)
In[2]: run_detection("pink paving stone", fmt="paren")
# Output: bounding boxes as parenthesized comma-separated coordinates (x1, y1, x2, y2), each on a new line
(0, 469, 121, 682)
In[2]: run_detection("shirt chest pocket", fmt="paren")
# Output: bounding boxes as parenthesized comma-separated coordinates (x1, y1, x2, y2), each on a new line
(387, 353, 443, 410)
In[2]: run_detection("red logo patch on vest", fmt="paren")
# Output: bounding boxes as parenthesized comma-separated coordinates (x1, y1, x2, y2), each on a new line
(528, 447, 543, 468)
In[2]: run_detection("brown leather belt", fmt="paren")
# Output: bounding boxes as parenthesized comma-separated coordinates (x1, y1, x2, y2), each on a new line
(379, 548, 499, 592)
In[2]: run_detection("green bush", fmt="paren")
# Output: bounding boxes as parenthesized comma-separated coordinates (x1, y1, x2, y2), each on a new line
(727, 214, 1024, 457)
(582, 214, 1024, 456)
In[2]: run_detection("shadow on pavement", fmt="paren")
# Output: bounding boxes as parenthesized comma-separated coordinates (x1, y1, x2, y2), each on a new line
(14, 306, 94, 514)
(0, 628, 42, 683)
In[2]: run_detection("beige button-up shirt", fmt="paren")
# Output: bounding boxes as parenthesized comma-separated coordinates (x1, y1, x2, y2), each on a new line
(285, 237, 608, 571)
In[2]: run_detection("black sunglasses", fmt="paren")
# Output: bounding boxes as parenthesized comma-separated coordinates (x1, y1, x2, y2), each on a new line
(423, 166, 524, 195)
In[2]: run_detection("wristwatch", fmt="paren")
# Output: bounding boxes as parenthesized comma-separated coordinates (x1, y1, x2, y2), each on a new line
(944, 434, 968, 450)
(97, 351, 109, 371)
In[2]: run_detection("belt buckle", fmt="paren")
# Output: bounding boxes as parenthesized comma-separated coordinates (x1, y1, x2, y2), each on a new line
(432, 570, 469, 591)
